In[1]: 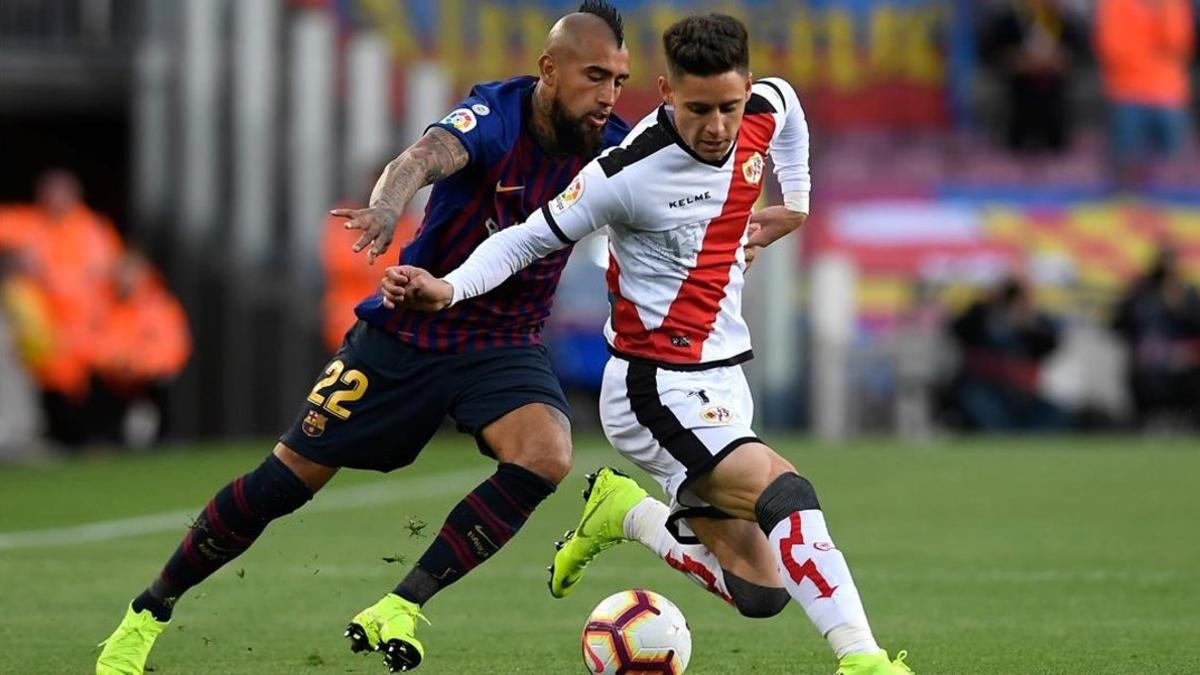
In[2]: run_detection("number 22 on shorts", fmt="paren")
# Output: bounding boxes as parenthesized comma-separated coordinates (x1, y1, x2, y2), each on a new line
(306, 359, 369, 420)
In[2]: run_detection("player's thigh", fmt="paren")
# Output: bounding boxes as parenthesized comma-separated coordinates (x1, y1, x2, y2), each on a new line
(450, 344, 573, 480)
(599, 357, 761, 510)
(687, 516, 782, 587)
(279, 321, 450, 472)
(687, 442, 797, 521)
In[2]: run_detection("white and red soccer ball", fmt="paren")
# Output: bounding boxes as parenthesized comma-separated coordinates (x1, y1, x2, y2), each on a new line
(581, 589, 692, 674)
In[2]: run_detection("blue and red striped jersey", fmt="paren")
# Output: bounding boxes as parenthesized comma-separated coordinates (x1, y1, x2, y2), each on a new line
(355, 76, 629, 352)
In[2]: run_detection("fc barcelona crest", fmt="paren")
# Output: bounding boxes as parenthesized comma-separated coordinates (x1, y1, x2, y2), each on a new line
(302, 410, 328, 438)
(742, 152, 764, 186)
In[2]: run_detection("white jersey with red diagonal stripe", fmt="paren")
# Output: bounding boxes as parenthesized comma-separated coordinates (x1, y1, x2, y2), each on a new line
(597, 78, 808, 367)
(442, 77, 810, 368)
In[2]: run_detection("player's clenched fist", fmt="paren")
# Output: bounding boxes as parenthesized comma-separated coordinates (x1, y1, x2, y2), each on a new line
(379, 265, 454, 311)
(330, 205, 401, 264)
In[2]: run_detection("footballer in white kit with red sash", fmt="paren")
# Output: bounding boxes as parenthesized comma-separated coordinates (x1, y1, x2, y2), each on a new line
(386, 13, 916, 675)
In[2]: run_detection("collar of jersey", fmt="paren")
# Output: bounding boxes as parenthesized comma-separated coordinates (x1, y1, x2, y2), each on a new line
(657, 105, 737, 168)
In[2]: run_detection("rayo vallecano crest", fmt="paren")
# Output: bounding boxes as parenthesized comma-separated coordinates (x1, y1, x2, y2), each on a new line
(742, 152, 764, 186)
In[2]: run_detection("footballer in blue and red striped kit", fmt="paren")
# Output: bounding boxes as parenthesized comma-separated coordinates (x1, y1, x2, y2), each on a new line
(355, 73, 628, 351)
(95, 3, 630, 674)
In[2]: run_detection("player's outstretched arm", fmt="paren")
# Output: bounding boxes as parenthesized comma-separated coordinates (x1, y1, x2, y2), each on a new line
(330, 127, 469, 264)
(374, 204, 551, 314)
(381, 160, 627, 312)
(379, 265, 452, 311)
(373, 212, 563, 313)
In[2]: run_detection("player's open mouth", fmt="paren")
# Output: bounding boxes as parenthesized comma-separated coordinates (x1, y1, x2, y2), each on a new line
(699, 140, 725, 152)
(586, 113, 609, 128)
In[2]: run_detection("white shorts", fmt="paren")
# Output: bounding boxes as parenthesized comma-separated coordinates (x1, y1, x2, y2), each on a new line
(599, 356, 760, 543)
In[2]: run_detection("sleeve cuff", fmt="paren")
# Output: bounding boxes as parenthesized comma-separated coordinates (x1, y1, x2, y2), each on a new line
(442, 274, 464, 306)
(783, 190, 809, 214)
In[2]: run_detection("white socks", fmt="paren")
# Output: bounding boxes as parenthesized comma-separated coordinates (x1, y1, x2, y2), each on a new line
(624, 496, 881, 659)
(623, 497, 732, 604)
(765, 510, 879, 658)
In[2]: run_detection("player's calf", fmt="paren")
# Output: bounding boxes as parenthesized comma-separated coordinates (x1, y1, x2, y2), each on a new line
(129, 452, 316, 622)
(754, 472, 886, 659)
(724, 570, 789, 618)
(393, 462, 557, 606)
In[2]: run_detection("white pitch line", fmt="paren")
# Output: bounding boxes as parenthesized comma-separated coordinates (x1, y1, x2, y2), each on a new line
(0, 466, 486, 551)
(0, 449, 615, 551)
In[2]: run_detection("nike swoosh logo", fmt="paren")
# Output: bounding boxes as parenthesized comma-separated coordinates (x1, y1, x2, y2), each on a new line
(495, 182, 525, 193)
(473, 525, 498, 549)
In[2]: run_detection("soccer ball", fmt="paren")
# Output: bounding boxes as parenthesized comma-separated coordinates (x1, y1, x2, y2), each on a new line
(581, 589, 691, 674)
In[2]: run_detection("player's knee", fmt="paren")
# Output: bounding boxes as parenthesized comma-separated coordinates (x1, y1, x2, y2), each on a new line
(724, 570, 790, 618)
(753, 472, 822, 535)
(252, 453, 316, 520)
(502, 426, 572, 483)
(273, 443, 338, 492)
(512, 439, 572, 485)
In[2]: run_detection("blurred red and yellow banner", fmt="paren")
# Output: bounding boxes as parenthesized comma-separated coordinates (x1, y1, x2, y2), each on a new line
(809, 198, 1200, 327)
(342, 0, 950, 131)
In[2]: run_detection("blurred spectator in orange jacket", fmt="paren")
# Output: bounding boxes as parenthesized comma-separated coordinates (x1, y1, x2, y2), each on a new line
(93, 251, 191, 390)
(0, 170, 125, 444)
(1095, 0, 1195, 179)
(320, 200, 416, 352)
(88, 250, 191, 446)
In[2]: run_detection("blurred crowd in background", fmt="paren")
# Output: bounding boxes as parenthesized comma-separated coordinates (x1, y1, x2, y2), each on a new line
(0, 0, 1197, 461)
(0, 170, 190, 454)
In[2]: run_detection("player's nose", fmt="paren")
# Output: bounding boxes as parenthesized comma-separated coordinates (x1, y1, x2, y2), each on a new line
(703, 114, 724, 138)
(596, 82, 616, 108)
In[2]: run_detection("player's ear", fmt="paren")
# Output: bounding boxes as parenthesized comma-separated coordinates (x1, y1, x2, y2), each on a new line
(745, 72, 753, 95)
(538, 52, 556, 86)
(657, 75, 672, 106)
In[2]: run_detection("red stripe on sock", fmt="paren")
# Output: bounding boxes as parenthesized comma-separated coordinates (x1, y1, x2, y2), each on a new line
(231, 477, 254, 519)
(664, 551, 732, 604)
(779, 512, 838, 599)
(464, 493, 513, 544)
(486, 476, 531, 518)
(179, 529, 209, 572)
(204, 501, 252, 546)
(437, 528, 476, 570)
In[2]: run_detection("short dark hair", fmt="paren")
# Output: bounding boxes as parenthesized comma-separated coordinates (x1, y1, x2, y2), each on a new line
(663, 14, 749, 78)
(578, 0, 624, 47)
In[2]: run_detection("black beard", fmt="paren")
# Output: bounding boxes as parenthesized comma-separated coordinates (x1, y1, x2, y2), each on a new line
(550, 100, 603, 157)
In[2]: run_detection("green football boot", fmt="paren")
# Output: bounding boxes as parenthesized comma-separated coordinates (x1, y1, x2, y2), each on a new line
(548, 467, 649, 598)
(95, 604, 169, 675)
(837, 649, 915, 675)
(345, 593, 429, 672)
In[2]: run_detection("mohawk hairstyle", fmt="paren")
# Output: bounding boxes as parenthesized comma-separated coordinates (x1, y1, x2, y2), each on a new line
(578, 0, 625, 46)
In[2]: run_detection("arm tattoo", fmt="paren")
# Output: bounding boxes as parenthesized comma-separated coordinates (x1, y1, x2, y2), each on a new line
(369, 127, 469, 213)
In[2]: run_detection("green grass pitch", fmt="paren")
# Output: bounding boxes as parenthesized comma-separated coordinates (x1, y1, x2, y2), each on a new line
(2, 435, 1198, 674)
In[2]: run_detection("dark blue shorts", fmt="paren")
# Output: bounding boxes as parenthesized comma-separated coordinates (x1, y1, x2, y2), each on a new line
(280, 321, 570, 472)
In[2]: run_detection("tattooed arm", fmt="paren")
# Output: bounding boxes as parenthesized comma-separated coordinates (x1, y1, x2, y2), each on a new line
(330, 127, 469, 263)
